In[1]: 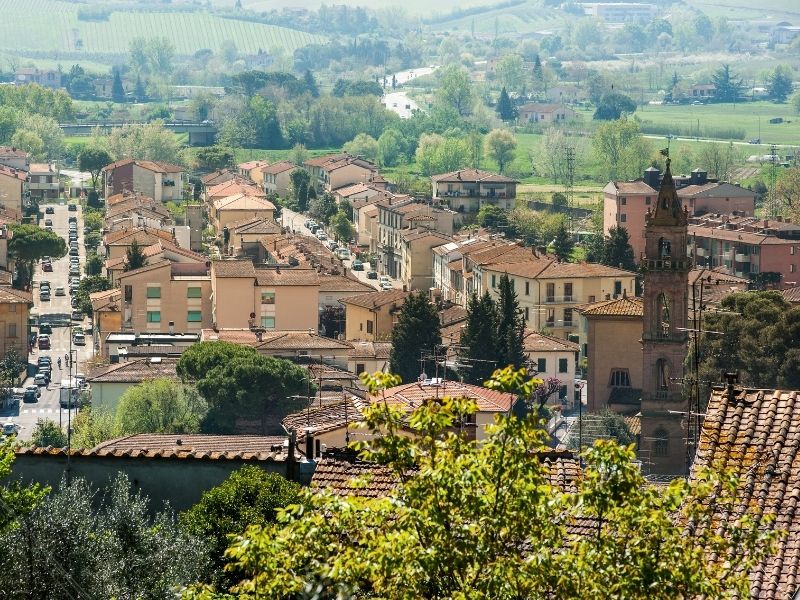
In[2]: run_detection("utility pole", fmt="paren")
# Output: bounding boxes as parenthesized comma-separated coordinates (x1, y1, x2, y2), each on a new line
(565, 146, 575, 234)
(768, 144, 779, 217)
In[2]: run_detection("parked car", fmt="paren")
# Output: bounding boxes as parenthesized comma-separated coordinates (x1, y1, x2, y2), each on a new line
(39, 289, 51, 301)
(23, 385, 40, 403)
(42, 262, 53, 272)
(379, 276, 390, 286)
(69, 265, 80, 276)
(37, 357, 51, 368)
(337, 248, 351, 260)
(72, 332, 86, 346)
(34, 373, 49, 386)
(68, 203, 77, 211)
(351, 259, 364, 271)
(1, 422, 20, 437)
(44, 219, 52, 226)
(367, 270, 378, 280)
(71, 310, 83, 321)
(37, 334, 50, 349)
(380, 281, 394, 290)
(45, 206, 55, 214)
(69, 247, 79, 256)
(55, 286, 65, 296)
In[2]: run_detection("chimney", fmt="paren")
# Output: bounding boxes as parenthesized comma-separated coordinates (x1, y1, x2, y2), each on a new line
(305, 430, 314, 458)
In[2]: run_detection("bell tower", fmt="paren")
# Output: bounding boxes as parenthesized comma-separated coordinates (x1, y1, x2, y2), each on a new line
(640, 156, 691, 476)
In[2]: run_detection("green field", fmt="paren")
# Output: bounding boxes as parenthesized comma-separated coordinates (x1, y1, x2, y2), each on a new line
(636, 101, 800, 146)
(684, 0, 800, 20)
(0, 0, 322, 59)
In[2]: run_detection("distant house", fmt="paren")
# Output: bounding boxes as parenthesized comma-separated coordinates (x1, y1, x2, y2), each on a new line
(211, 193, 276, 232)
(14, 68, 62, 89)
(0, 146, 30, 171)
(303, 154, 380, 193)
(517, 103, 576, 124)
(340, 289, 410, 342)
(773, 25, 800, 44)
(0, 165, 25, 218)
(86, 357, 179, 413)
(431, 169, 518, 212)
(101, 159, 185, 203)
(237, 160, 270, 185)
(347, 341, 392, 375)
(27, 163, 61, 201)
(689, 84, 716, 98)
(260, 161, 295, 198)
(0, 287, 33, 359)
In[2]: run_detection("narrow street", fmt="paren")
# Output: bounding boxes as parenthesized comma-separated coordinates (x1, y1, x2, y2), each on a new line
(1, 202, 93, 441)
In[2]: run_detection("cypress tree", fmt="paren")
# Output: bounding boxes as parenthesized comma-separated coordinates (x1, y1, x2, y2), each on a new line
(134, 76, 146, 102)
(602, 226, 636, 271)
(496, 87, 516, 121)
(112, 71, 126, 103)
(496, 274, 526, 370)
(389, 292, 441, 383)
(552, 223, 574, 262)
(459, 292, 499, 385)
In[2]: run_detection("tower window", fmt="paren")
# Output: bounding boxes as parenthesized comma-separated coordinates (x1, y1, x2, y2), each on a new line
(659, 238, 671, 258)
(656, 359, 670, 390)
(609, 369, 631, 387)
(653, 428, 670, 457)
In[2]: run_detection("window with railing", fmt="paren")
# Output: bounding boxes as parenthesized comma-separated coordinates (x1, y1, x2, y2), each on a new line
(564, 283, 573, 302)
(546, 283, 555, 303)
(609, 369, 631, 387)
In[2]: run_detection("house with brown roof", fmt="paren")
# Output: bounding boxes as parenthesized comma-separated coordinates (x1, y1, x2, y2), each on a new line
(0, 146, 29, 172)
(101, 159, 185, 203)
(0, 286, 32, 358)
(199, 169, 239, 188)
(517, 103, 576, 124)
(211, 193, 276, 232)
(27, 162, 61, 201)
(104, 192, 173, 232)
(225, 216, 283, 255)
(303, 153, 379, 193)
(318, 274, 376, 310)
(205, 179, 266, 204)
(237, 160, 270, 185)
(332, 183, 384, 206)
(89, 288, 122, 353)
(117, 260, 212, 333)
(398, 228, 453, 291)
(0, 164, 26, 218)
(104, 238, 206, 285)
(347, 340, 392, 375)
(282, 397, 371, 450)
(340, 289, 410, 342)
(86, 357, 179, 412)
(431, 169, 518, 212)
(311, 452, 401, 498)
(260, 161, 296, 198)
(523, 331, 580, 407)
(102, 227, 177, 260)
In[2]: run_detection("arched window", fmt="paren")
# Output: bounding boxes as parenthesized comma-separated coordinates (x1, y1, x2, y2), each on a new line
(659, 237, 671, 258)
(657, 293, 670, 336)
(656, 359, 670, 390)
(653, 428, 670, 457)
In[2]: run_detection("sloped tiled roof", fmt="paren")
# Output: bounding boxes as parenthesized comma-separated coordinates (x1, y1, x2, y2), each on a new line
(260, 160, 296, 175)
(577, 296, 644, 318)
(339, 289, 409, 309)
(538, 261, 636, 279)
(229, 217, 282, 236)
(607, 180, 657, 195)
(206, 179, 264, 199)
(374, 382, 514, 413)
(200, 169, 239, 185)
(523, 330, 579, 353)
(238, 160, 269, 171)
(482, 257, 552, 279)
(783, 286, 800, 303)
(116, 259, 172, 280)
(347, 340, 392, 360)
(212, 259, 256, 278)
(431, 169, 518, 184)
(439, 305, 468, 327)
(256, 268, 319, 286)
(0, 164, 27, 181)
(213, 193, 275, 212)
(311, 453, 401, 499)
(103, 227, 174, 246)
(89, 288, 121, 312)
(318, 274, 375, 294)
(86, 357, 178, 383)
(283, 397, 368, 439)
(694, 386, 800, 599)
(0, 286, 32, 304)
(89, 433, 288, 459)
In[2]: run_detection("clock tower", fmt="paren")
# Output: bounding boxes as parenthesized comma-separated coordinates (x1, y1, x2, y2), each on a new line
(640, 157, 691, 476)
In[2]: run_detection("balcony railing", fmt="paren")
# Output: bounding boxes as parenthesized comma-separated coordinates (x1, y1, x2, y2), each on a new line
(734, 253, 750, 262)
(544, 295, 577, 303)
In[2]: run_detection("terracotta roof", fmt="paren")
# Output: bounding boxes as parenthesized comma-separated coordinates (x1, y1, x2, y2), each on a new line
(256, 268, 319, 286)
(229, 217, 282, 236)
(374, 381, 515, 413)
(238, 160, 269, 171)
(86, 357, 178, 383)
(334, 183, 381, 198)
(782, 286, 800, 303)
(523, 330, 579, 353)
(431, 169, 518, 184)
(694, 386, 800, 599)
(304, 153, 348, 167)
(201, 328, 352, 351)
(399, 228, 452, 243)
(260, 160, 296, 175)
(212, 260, 256, 278)
(28, 162, 54, 173)
(537, 261, 636, 279)
(92, 433, 288, 458)
(518, 103, 570, 114)
(116, 259, 172, 280)
(347, 340, 392, 360)
(90, 288, 120, 312)
(482, 258, 552, 279)
(688, 223, 796, 246)
(623, 414, 641, 436)
(679, 181, 756, 198)
(577, 296, 643, 317)
(206, 180, 264, 199)
(283, 397, 368, 439)
(103, 227, 174, 246)
(213, 193, 276, 212)
(105, 241, 165, 270)
(339, 289, 410, 309)
(688, 267, 750, 286)
(439, 305, 468, 327)
(135, 160, 183, 174)
(469, 244, 536, 266)
(200, 169, 238, 185)
(318, 274, 375, 294)
(0, 146, 29, 158)
(0, 286, 32, 304)
(311, 453, 401, 498)
(0, 164, 26, 181)
(607, 180, 657, 195)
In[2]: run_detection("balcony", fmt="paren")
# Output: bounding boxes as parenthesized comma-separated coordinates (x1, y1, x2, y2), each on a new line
(544, 295, 577, 303)
(734, 253, 750, 262)
(695, 247, 707, 257)
(643, 259, 691, 272)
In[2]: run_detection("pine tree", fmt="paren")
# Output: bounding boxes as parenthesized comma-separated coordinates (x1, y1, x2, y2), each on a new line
(711, 64, 743, 103)
(389, 292, 442, 383)
(552, 223, 574, 262)
(134, 76, 146, 102)
(496, 274, 525, 371)
(602, 226, 637, 271)
(496, 87, 517, 121)
(303, 69, 319, 98)
(458, 292, 499, 385)
(124, 239, 148, 272)
(112, 71, 126, 103)
(533, 55, 543, 81)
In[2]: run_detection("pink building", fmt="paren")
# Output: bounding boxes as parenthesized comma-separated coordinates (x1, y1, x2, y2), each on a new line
(604, 167, 756, 263)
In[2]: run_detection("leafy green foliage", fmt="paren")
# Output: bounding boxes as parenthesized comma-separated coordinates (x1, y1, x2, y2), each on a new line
(552, 222, 574, 262)
(181, 466, 301, 585)
(711, 64, 744, 103)
(85, 252, 103, 276)
(767, 65, 793, 103)
(29, 419, 68, 448)
(289, 168, 311, 211)
(308, 192, 337, 225)
(415, 133, 471, 177)
(9, 224, 67, 288)
(476, 204, 506, 229)
(0, 473, 208, 597)
(593, 92, 637, 120)
(0, 438, 47, 535)
(495, 87, 516, 121)
(114, 378, 207, 436)
(106, 121, 182, 162)
(591, 118, 652, 180)
(124, 238, 148, 271)
(436, 65, 474, 117)
(187, 369, 775, 599)
(0, 84, 73, 121)
(458, 292, 499, 385)
(342, 133, 379, 163)
(496, 273, 525, 370)
(73, 275, 112, 317)
(389, 292, 442, 383)
(330, 210, 355, 243)
(601, 225, 637, 271)
(191, 146, 235, 171)
(71, 407, 116, 449)
(77, 146, 112, 189)
(484, 128, 517, 174)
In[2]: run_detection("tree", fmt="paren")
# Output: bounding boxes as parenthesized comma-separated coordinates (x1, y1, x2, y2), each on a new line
(767, 65, 793, 102)
(85, 252, 103, 276)
(303, 69, 319, 98)
(177, 342, 314, 434)
(308, 192, 337, 225)
(601, 226, 637, 271)
(73, 275, 112, 317)
(494, 54, 527, 94)
(0, 439, 47, 535)
(9, 130, 43, 160)
(436, 65, 473, 117)
(124, 239, 148, 271)
(415, 133, 471, 177)
(496, 273, 525, 370)
(188, 369, 773, 599)
(776, 167, 800, 218)
(711, 64, 744, 103)
(77, 146, 112, 189)
(591, 118, 652, 180)
(484, 129, 517, 174)
(377, 129, 405, 167)
(86, 189, 102, 209)
(289, 168, 311, 211)
(330, 210, 355, 243)
(552, 222, 574, 261)
(343, 133, 379, 163)
(190, 92, 217, 121)
(693, 12, 714, 39)
(496, 87, 517, 122)
(16, 113, 64, 160)
(114, 378, 207, 436)
(29, 419, 67, 448)
(477, 205, 506, 229)
(191, 145, 234, 171)
(134, 75, 146, 102)
(111, 70, 126, 102)
(389, 292, 442, 383)
(697, 141, 737, 181)
(459, 292, 499, 384)
(793, 92, 800, 115)
(107, 121, 181, 162)
(593, 92, 637, 120)
(8, 224, 67, 289)
(0, 473, 209, 597)
(181, 466, 301, 585)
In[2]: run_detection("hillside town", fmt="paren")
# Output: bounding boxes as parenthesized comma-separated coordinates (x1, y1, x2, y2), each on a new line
(1, 0, 800, 595)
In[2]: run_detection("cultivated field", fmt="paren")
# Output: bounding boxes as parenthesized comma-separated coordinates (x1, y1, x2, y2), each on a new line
(0, 0, 321, 59)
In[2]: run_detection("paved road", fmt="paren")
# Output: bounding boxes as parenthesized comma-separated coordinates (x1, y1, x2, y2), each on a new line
(1, 202, 92, 441)
(281, 207, 389, 290)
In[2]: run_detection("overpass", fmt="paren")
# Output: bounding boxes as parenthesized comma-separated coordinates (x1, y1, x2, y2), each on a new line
(59, 121, 217, 146)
